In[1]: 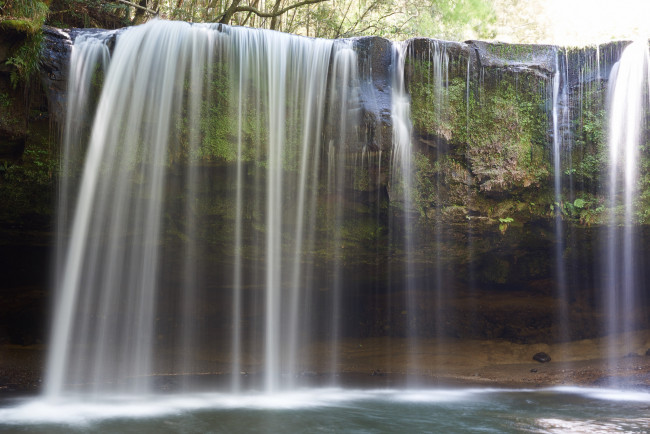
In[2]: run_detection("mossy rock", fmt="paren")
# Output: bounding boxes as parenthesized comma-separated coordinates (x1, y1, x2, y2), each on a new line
(0, 19, 41, 36)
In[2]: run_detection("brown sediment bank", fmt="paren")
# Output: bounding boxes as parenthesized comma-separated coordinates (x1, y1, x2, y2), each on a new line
(2, 331, 649, 395)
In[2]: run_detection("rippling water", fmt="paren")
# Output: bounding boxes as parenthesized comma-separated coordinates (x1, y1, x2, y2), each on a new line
(1, 387, 649, 433)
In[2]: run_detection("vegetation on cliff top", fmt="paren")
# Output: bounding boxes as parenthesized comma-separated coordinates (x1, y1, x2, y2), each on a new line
(0, 1, 48, 86)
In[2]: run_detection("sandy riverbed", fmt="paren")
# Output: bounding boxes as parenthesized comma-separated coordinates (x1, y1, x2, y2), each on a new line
(2, 331, 649, 395)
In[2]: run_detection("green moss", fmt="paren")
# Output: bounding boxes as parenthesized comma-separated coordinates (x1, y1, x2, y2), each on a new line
(466, 76, 549, 192)
(341, 215, 385, 245)
(485, 43, 539, 64)
(0, 19, 40, 34)
(569, 80, 607, 186)
(187, 63, 273, 167)
(408, 50, 550, 225)
(1, 1, 49, 86)
(408, 59, 468, 145)
(412, 152, 437, 217)
(353, 165, 371, 191)
(636, 140, 650, 224)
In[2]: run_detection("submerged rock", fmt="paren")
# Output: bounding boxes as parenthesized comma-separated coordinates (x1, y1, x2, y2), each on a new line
(533, 352, 551, 363)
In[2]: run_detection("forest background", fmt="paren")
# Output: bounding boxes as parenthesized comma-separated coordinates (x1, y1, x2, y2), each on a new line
(2, 0, 650, 45)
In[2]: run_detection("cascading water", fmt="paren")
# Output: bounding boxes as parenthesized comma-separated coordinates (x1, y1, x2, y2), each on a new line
(604, 40, 650, 363)
(46, 20, 365, 396)
(551, 49, 569, 348)
(389, 41, 417, 374)
(47, 21, 221, 396)
(35, 17, 650, 406)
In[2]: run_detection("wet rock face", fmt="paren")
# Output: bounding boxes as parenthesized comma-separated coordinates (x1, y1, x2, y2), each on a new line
(354, 36, 394, 152)
(563, 41, 629, 88)
(40, 26, 72, 126)
(467, 40, 556, 78)
(9, 26, 647, 350)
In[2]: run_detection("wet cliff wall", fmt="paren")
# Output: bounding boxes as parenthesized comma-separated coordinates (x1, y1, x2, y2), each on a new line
(0, 25, 645, 346)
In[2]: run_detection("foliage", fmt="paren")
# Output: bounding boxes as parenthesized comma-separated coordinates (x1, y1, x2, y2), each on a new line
(416, 0, 496, 41)
(48, 0, 496, 40)
(636, 143, 650, 224)
(498, 216, 513, 233)
(0, 92, 10, 107)
(413, 151, 436, 218)
(409, 71, 468, 145)
(555, 194, 604, 226)
(465, 75, 548, 192)
(0, 0, 49, 27)
(490, 0, 551, 43)
(47, 0, 130, 28)
(0, 1, 50, 87)
(5, 31, 44, 87)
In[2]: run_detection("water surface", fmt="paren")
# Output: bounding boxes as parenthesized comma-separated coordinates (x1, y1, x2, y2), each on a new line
(1, 387, 648, 433)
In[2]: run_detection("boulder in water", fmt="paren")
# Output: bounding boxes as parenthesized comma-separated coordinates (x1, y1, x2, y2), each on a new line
(532, 352, 551, 363)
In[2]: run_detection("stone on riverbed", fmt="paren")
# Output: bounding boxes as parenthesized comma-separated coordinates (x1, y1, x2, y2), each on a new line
(533, 352, 551, 363)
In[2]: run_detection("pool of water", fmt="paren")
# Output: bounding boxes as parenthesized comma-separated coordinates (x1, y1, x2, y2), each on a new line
(1, 387, 649, 433)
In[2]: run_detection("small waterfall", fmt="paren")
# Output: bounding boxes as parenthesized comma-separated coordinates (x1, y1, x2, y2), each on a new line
(428, 41, 450, 365)
(325, 42, 362, 381)
(47, 31, 112, 397)
(390, 41, 417, 373)
(551, 49, 569, 346)
(604, 40, 650, 362)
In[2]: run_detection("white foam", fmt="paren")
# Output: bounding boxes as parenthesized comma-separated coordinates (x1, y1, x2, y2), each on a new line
(553, 386, 650, 402)
(2, 387, 648, 426)
(0, 388, 481, 425)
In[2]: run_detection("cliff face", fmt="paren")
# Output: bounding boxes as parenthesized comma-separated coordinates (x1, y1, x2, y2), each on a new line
(0, 25, 647, 347)
(0, 24, 65, 346)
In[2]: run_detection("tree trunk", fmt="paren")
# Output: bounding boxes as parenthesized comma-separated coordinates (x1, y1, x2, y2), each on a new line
(269, 0, 283, 30)
(132, 0, 148, 25)
(219, 0, 243, 24)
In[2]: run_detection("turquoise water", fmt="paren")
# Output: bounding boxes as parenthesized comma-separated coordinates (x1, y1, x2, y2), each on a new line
(1, 387, 649, 433)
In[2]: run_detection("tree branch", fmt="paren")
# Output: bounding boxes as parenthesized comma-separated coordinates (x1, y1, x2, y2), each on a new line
(231, 0, 329, 20)
(219, 0, 243, 24)
(114, 0, 158, 15)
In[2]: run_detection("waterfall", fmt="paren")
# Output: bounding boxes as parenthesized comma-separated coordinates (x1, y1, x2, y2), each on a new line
(43, 18, 650, 399)
(604, 40, 650, 362)
(46, 20, 364, 396)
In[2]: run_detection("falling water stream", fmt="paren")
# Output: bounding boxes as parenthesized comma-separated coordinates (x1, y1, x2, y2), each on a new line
(45, 21, 368, 396)
(605, 40, 650, 365)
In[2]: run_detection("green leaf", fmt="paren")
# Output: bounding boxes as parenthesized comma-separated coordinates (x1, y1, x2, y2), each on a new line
(573, 198, 586, 208)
